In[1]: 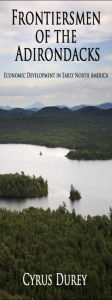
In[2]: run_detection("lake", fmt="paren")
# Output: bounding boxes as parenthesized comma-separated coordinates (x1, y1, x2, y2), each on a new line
(0, 144, 112, 216)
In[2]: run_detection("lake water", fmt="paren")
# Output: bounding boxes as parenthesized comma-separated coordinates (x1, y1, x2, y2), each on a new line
(0, 144, 112, 216)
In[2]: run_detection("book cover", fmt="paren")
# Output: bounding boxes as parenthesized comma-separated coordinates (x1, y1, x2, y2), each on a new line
(0, 1, 112, 300)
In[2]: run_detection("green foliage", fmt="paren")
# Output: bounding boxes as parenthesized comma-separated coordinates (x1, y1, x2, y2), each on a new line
(69, 185, 81, 201)
(0, 108, 112, 159)
(66, 149, 112, 160)
(0, 207, 112, 299)
(0, 172, 48, 198)
(0, 290, 27, 300)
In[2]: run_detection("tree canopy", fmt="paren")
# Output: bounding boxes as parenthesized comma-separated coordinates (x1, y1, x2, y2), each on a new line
(0, 172, 48, 198)
(0, 206, 112, 299)
(69, 185, 81, 200)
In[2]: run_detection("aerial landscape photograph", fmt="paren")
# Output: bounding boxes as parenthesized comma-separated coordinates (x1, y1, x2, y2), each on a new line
(0, 1, 112, 299)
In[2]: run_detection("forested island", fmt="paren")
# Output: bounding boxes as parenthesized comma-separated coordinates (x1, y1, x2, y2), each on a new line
(69, 184, 81, 200)
(0, 172, 48, 198)
(66, 149, 112, 160)
(0, 106, 112, 160)
(0, 206, 112, 300)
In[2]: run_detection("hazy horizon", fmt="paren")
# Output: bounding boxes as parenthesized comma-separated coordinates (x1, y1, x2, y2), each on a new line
(0, 100, 112, 109)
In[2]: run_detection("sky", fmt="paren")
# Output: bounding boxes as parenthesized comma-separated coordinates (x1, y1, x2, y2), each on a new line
(0, 1, 112, 108)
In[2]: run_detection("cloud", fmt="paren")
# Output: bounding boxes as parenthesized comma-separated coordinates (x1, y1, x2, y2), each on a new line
(0, 1, 112, 56)
(0, 1, 112, 107)
(0, 76, 112, 107)
(106, 54, 112, 61)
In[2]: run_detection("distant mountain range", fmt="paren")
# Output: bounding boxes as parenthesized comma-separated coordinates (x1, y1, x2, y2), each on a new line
(26, 102, 44, 111)
(0, 105, 112, 120)
(96, 103, 112, 110)
(0, 102, 112, 112)
(0, 102, 44, 112)
(0, 105, 12, 111)
(58, 103, 112, 111)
